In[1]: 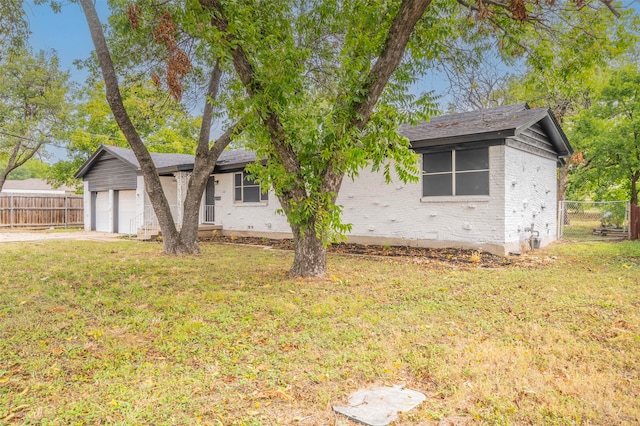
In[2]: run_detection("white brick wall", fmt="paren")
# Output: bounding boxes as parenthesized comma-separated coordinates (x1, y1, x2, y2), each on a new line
(133, 144, 559, 255)
(336, 145, 508, 253)
(211, 172, 290, 235)
(212, 146, 520, 254)
(503, 143, 558, 253)
(140, 175, 182, 224)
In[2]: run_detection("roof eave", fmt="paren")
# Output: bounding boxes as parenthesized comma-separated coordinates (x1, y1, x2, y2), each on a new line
(540, 112, 573, 158)
(410, 129, 516, 149)
(510, 108, 573, 159)
(156, 163, 195, 175)
(214, 158, 265, 172)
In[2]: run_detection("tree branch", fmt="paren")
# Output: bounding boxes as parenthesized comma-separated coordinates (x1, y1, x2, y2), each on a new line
(320, 0, 433, 194)
(351, 0, 432, 130)
(198, 61, 221, 153)
(599, 0, 621, 18)
(193, 60, 222, 175)
(199, 0, 305, 193)
(78, 0, 156, 173)
(79, 0, 179, 241)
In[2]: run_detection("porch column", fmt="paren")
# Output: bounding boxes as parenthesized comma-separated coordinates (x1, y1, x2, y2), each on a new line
(83, 181, 91, 231)
(173, 171, 191, 228)
(108, 189, 116, 233)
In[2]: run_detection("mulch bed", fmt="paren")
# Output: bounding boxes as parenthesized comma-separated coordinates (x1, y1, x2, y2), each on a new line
(207, 236, 549, 268)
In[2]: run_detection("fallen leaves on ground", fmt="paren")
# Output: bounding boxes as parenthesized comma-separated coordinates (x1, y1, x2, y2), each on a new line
(208, 236, 555, 268)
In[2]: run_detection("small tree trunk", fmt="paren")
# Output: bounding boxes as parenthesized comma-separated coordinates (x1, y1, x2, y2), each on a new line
(174, 167, 214, 255)
(557, 163, 570, 203)
(0, 170, 9, 192)
(290, 224, 327, 278)
(558, 163, 571, 225)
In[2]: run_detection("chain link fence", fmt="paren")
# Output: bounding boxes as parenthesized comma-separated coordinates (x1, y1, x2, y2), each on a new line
(558, 201, 630, 241)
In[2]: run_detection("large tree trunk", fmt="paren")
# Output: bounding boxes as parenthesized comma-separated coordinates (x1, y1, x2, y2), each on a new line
(170, 63, 229, 254)
(290, 224, 327, 278)
(201, 0, 432, 278)
(80, 0, 234, 256)
(80, 0, 183, 253)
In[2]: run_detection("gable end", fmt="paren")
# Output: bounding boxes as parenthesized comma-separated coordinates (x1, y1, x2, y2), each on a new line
(84, 154, 138, 192)
(506, 123, 558, 160)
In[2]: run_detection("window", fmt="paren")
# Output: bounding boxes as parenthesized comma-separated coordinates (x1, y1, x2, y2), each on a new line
(422, 147, 489, 197)
(234, 172, 268, 203)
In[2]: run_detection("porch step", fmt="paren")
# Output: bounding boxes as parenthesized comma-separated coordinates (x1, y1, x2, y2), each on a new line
(136, 224, 222, 241)
(137, 227, 160, 241)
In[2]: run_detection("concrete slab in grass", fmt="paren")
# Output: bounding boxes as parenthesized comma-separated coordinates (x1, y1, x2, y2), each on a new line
(333, 385, 426, 425)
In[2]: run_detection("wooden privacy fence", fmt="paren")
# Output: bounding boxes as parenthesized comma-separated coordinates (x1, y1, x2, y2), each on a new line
(0, 194, 84, 228)
(631, 204, 640, 240)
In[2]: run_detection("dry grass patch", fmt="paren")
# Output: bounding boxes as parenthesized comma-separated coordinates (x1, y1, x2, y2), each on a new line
(0, 239, 638, 425)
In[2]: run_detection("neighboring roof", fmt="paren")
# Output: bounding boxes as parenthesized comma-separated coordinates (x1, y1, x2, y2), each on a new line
(1, 178, 76, 194)
(402, 103, 572, 157)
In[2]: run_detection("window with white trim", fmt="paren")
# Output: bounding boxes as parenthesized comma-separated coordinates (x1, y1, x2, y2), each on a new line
(422, 147, 489, 197)
(234, 172, 268, 203)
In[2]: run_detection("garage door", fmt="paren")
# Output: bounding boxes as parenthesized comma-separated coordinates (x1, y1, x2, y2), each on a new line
(117, 190, 137, 234)
(94, 191, 110, 232)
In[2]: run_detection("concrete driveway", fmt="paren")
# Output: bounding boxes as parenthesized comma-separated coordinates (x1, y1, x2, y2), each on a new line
(0, 230, 125, 243)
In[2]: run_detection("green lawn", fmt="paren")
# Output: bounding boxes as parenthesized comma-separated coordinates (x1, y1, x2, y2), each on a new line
(0, 239, 639, 425)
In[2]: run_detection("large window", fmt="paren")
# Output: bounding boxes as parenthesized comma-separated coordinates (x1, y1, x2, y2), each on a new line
(422, 147, 489, 197)
(234, 172, 268, 203)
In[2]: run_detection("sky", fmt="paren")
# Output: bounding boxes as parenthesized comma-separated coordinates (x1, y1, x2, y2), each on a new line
(22, 0, 450, 163)
(24, 1, 450, 90)
(23, 0, 111, 162)
(22, 0, 640, 163)
(23, 0, 448, 163)
(24, 0, 110, 85)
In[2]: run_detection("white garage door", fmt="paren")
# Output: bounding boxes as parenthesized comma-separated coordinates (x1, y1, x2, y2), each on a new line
(117, 190, 137, 234)
(94, 191, 110, 232)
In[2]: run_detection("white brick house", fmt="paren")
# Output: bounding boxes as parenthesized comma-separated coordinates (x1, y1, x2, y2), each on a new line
(75, 103, 572, 255)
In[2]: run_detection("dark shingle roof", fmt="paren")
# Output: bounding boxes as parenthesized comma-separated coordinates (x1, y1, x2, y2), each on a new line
(102, 144, 258, 171)
(401, 103, 571, 157)
(216, 149, 257, 170)
(75, 144, 258, 178)
(109, 145, 195, 169)
(76, 104, 571, 178)
(400, 103, 534, 142)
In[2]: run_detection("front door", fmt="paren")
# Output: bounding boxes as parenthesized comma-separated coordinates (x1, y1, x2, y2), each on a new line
(204, 176, 215, 223)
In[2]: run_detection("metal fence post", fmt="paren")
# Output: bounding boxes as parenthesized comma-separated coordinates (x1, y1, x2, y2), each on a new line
(557, 201, 564, 240)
